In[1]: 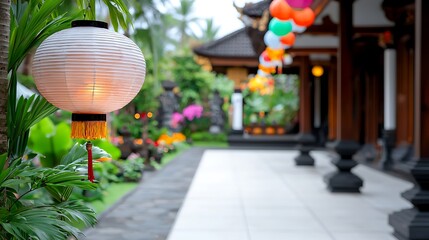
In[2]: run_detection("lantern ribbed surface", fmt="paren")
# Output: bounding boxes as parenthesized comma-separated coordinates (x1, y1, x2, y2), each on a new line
(33, 26, 146, 114)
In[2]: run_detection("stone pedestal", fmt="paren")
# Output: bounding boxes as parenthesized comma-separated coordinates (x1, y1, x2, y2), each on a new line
(294, 133, 316, 166)
(389, 161, 429, 240)
(324, 140, 363, 192)
(380, 129, 396, 169)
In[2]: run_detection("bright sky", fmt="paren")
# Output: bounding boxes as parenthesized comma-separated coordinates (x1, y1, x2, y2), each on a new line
(169, 0, 260, 38)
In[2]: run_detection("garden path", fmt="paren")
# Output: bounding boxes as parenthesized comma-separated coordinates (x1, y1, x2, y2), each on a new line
(85, 148, 412, 240)
(84, 148, 205, 240)
(167, 150, 412, 240)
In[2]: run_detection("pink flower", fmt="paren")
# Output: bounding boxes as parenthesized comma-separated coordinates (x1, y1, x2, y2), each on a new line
(171, 112, 184, 128)
(182, 104, 203, 121)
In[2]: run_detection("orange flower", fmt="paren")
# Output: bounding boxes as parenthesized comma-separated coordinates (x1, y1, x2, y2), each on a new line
(134, 138, 143, 145)
(172, 132, 186, 142)
(157, 134, 174, 145)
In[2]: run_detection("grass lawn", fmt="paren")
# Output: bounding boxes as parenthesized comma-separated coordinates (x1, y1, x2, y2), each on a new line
(89, 182, 138, 215)
(192, 141, 229, 148)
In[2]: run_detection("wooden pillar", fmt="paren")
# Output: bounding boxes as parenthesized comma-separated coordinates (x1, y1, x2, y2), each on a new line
(336, 0, 354, 141)
(328, 59, 337, 140)
(294, 56, 315, 166)
(324, 0, 363, 192)
(389, 0, 429, 239)
(396, 38, 414, 146)
(299, 56, 312, 134)
(414, 12, 429, 158)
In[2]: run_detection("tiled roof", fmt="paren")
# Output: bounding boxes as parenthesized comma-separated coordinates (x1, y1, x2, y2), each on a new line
(193, 28, 259, 58)
(242, 0, 271, 17)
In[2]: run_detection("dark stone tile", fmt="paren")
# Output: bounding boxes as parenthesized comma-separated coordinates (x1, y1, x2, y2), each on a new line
(84, 147, 205, 240)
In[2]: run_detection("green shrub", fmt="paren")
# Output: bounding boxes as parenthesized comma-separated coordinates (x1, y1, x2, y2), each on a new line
(28, 118, 73, 167)
(117, 158, 144, 182)
(190, 131, 227, 142)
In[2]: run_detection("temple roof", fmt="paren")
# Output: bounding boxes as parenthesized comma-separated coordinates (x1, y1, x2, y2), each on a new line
(193, 28, 258, 58)
(194, 27, 338, 59)
(242, 0, 271, 18)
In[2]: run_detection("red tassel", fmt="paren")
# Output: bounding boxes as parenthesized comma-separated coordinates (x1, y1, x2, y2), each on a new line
(86, 142, 94, 182)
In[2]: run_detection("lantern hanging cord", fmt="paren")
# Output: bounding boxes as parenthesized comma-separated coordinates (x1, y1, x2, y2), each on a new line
(86, 141, 95, 182)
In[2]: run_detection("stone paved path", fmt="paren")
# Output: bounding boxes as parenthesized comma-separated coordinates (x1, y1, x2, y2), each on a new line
(167, 149, 413, 240)
(85, 148, 413, 240)
(84, 147, 205, 240)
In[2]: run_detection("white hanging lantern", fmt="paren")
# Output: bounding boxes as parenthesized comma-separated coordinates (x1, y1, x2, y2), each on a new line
(33, 20, 146, 140)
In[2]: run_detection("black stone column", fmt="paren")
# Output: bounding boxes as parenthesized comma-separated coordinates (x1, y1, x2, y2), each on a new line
(389, 0, 429, 239)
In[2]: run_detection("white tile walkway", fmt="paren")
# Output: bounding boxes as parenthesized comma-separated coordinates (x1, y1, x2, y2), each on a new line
(167, 150, 413, 240)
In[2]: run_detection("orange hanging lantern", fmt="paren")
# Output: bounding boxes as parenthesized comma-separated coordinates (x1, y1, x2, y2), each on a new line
(258, 64, 276, 74)
(33, 21, 146, 182)
(292, 8, 315, 27)
(33, 20, 146, 140)
(266, 47, 285, 61)
(269, 0, 293, 21)
(280, 33, 296, 46)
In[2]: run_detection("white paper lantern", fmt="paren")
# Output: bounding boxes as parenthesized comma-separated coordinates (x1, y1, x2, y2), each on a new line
(283, 54, 293, 65)
(33, 21, 146, 139)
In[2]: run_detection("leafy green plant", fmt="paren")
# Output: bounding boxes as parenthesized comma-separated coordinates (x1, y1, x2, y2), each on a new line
(0, 143, 112, 239)
(211, 75, 234, 99)
(112, 112, 143, 138)
(75, 0, 131, 31)
(243, 74, 299, 126)
(28, 118, 73, 167)
(172, 55, 215, 108)
(190, 131, 227, 142)
(118, 158, 144, 182)
(91, 139, 121, 160)
(68, 144, 116, 203)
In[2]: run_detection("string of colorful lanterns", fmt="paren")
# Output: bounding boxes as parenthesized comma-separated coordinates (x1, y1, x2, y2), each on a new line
(255, 0, 315, 80)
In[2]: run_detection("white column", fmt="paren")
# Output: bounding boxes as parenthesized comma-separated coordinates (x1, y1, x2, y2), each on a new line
(384, 48, 397, 130)
(231, 91, 243, 131)
(314, 78, 321, 128)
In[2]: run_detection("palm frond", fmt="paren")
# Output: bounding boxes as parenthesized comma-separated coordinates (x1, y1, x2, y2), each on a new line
(2, 207, 70, 240)
(60, 143, 111, 168)
(55, 200, 97, 228)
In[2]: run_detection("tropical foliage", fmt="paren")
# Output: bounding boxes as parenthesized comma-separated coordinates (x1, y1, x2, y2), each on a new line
(195, 18, 220, 43)
(243, 74, 299, 126)
(0, 143, 111, 240)
(1, 0, 230, 237)
(172, 55, 215, 107)
(28, 118, 73, 168)
(1, 0, 133, 239)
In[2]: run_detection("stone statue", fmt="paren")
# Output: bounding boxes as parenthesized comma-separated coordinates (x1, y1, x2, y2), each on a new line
(158, 80, 180, 130)
(209, 91, 225, 133)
